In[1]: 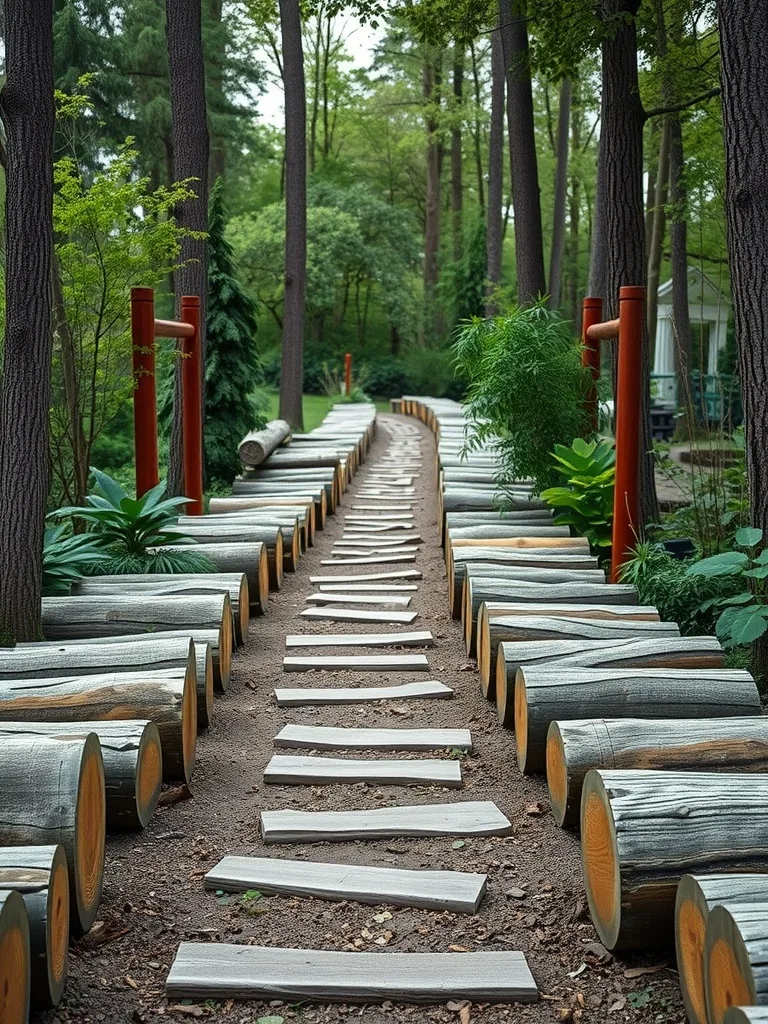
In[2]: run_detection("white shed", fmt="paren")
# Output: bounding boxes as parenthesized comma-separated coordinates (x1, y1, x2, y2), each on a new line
(652, 266, 730, 406)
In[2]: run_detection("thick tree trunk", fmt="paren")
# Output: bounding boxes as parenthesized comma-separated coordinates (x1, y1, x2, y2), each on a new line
(52, 252, 89, 507)
(499, 0, 546, 303)
(548, 78, 572, 310)
(0, 0, 55, 644)
(278, 0, 306, 429)
(485, 25, 505, 316)
(165, 0, 210, 495)
(207, 0, 227, 182)
(451, 48, 463, 264)
(587, 131, 608, 299)
(599, 0, 658, 526)
(646, 116, 670, 346)
(468, 39, 485, 216)
(566, 79, 583, 323)
(423, 57, 442, 342)
(669, 113, 693, 405)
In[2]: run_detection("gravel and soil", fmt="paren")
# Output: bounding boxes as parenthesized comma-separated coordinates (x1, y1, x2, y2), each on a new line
(44, 415, 687, 1024)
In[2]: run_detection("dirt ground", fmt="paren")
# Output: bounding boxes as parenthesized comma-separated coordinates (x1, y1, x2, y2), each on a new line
(44, 415, 687, 1024)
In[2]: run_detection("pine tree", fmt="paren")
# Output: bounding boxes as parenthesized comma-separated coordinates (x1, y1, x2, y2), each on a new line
(204, 177, 267, 485)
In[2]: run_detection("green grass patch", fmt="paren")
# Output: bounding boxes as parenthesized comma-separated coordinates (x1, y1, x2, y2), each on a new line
(266, 391, 389, 431)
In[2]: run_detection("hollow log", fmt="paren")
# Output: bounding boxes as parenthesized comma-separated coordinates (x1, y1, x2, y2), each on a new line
(517, 667, 758, 773)
(477, 607, 666, 694)
(548, 716, 768, 828)
(463, 581, 638, 655)
(493, 636, 726, 720)
(238, 419, 292, 465)
(0, 845, 69, 1008)
(580, 769, 768, 950)
(0, 888, 30, 1023)
(0, 735, 105, 933)
(0, 722, 162, 830)
(73, 573, 249, 647)
(21, 630, 226, 695)
(0, 668, 197, 783)
(705, 903, 768, 1024)
(158, 540, 273, 603)
(676, 874, 768, 1024)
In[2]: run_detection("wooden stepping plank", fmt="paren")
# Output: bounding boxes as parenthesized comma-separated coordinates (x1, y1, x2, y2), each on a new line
(282, 653, 429, 672)
(264, 754, 462, 788)
(260, 800, 513, 843)
(274, 680, 453, 706)
(352, 504, 414, 511)
(205, 855, 485, 912)
(322, 555, 418, 566)
(311, 570, 422, 583)
(318, 583, 419, 592)
(332, 547, 421, 557)
(285, 631, 433, 648)
(342, 525, 417, 533)
(274, 724, 473, 751)
(305, 592, 412, 607)
(344, 514, 414, 522)
(166, 944, 537, 1004)
(300, 608, 419, 627)
(340, 535, 423, 545)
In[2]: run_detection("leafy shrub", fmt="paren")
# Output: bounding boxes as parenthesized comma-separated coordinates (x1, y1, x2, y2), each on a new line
(404, 345, 455, 398)
(51, 468, 216, 575)
(453, 303, 590, 493)
(320, 364, 370, 403)
(359, 357, 410, 398)
(43, 525, 107, 596)
(619, 542, 742, 635)
(541, 438, 615, 551)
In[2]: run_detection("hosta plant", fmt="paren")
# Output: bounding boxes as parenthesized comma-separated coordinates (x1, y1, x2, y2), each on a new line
(686, 527, 768, 646)
(540, 438, 615, 550)
(43, 525, 108, 596)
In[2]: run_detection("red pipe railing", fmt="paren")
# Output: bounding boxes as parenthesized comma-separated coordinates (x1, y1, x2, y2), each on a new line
(345, 352, 352, 397)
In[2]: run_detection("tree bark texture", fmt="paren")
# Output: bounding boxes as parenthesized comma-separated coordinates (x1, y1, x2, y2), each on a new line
(469, 40, 485, 216)
(0, 0, 55, 645)
(485, 26, 505, 316)
(423, 57, 442, 342)
(669, 113, 693, 401)
(646, 116, 670, 346)
(599, 0, 658, 527)
(548, 78, 572, 310)
(451, 48, 463, 263)
(278, 0, 306, 429)
(498, 0, 546, 304)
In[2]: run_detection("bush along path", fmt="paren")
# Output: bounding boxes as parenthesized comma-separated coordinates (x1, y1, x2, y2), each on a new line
(42, 410, 690, 1024)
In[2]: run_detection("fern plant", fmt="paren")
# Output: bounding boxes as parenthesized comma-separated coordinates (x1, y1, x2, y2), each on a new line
(51, 468, 215, 575)
(541, 438, 615, 550)
(453, 303, 591, 493)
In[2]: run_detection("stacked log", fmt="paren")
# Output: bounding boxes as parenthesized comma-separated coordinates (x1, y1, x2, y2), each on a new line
(231, 481, 328, 524)
(724, 1011, 768, 1024)
(676, 874, 768, 1024)
(0, 845, 69, 1007)
(175, 520, 293, 576)
(547, 717, 768, 827)
(159, 539, 273, 601)
(0, 723, 161, 829)
(516, 667, 759, 772)
(238, 419, 292, 465)
(463, 580, 637, 655)
(241, 468, 339, 509)
(580, 770, 768, 950)
(493, 635, 726, 720)
(0, 888, 30, 1023)
(0, 735, 105, 932)
(476, 607, 671, 694)
(208, 497, 316, 541)
(705, 903, 768, 1024)
(0, 669, 197, 783)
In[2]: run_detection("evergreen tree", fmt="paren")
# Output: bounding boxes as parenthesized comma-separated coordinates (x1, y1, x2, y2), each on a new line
(204, 178, 267, 485)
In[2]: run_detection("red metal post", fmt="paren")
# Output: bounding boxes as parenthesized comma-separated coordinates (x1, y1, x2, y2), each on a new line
(581, 296, 603, 434)
(344, 352, 352, 397)
(610, 285, 645, 583)
(180, 295, 204, 515)
(131, 287, 160, 497)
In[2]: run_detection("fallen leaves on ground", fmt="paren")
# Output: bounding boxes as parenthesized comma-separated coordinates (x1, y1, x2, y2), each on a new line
(624, 964, 667, 979)
(158, 784, 193, 807)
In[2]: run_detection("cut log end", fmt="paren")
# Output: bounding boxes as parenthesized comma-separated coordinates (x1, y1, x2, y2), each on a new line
(182, 667, 199, 784)
(580, 774, 620, 950)
(47, 845, 70, 1006)
(676, 892, 709, 1024)
(0, 890, 30, 1024)
(545, 726, 568, 827)
(705, 905, 761, 1024)
(477, 607, 491, 690)
(496, 650, 513, 727)
(257, 545, 270, 614)
(513, 674, 528, 771)
(75, 734, 107, 932)
(136, 724, 164, 829)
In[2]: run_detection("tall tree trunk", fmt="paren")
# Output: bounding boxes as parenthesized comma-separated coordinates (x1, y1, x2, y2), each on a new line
(668, 112, 692, 408)
(498, 0, 546, 304)
(565, 78, 582, 324)
(468, 39, 485, 216)
(207, 0, 227, 182)
(646, 116, 670, 347)
(308, 14, 321, 173)
(0, 0, 55, 644)
(52, 253, 88, 506)
(278, 0, 306, 429)
(588, 131, 608, 300)
(548, 77, 572, 311)
(165, 0, 210, 496)
(451, 46, 463, 264)
(644, 122, 658, 255)
(600, 0, 658, 527)
(485, 24, 505, 316)
(423, 56, 442, 343)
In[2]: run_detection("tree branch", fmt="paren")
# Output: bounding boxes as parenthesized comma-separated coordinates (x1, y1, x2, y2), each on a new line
(644, 87, 721, 120)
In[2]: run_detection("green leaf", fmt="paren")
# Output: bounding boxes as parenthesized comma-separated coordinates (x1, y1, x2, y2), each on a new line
(451, 839, 466, 849)
(90, 467, 126, 507)
(686, 552, 750, 578)
(718, 605, 768, 646)
(736, 527, 764, 548)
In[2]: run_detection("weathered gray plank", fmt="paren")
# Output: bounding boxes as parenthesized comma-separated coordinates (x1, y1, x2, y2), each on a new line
(285, 631, 433, 648)
(282, 654, 430, 672)
(351, 504, 414, 511)
(340, 534, 423, 544)
(310, 570, 422, 583)
(274, 680, 453, 706)
(260, 800, 513, 844)
(317, 583, 419, 592)
(165, 944, 537, 1003)
(299, 607, 418, 625)
(274, 724, 472, 752)
(264, 754, 462, 788)
(204, 855, 485, 912)
(321, 554, 418, 566)
(332, 546, 421, 556)
(304, 593, 413, 607)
